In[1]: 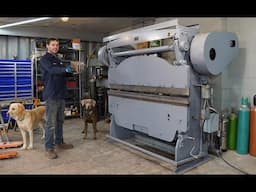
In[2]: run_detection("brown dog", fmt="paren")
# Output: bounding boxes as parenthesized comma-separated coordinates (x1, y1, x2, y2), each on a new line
(7, 103, 46, 150)
(80, 99, 97, 139)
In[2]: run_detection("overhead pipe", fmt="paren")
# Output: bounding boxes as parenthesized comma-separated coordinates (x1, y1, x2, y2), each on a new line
(111, 45, 174, 57)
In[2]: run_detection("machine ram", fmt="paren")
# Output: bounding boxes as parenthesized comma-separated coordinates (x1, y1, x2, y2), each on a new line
(98, 19, 239, 173)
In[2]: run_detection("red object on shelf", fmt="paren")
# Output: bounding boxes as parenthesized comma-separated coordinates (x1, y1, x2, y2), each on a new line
(66, 80, 76, 88)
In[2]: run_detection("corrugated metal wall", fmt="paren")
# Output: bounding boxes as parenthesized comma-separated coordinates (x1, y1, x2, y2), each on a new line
(0, 36, 33, 60)
(0, 35, 101, 61)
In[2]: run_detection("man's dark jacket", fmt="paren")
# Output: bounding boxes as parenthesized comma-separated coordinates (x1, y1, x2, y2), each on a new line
(40, 52, 67, 100)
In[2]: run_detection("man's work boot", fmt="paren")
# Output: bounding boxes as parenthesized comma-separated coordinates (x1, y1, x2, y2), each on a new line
(45, 149, 57, 159)
(55, 143, 73, 150)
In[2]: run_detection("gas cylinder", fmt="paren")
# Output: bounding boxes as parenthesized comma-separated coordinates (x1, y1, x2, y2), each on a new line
(220, 112, 229, 152)
(89, 77, 96, 100)
(227, 111, 238, 150)
(237, 96, 250, 154)
(249, 95, 256, 156)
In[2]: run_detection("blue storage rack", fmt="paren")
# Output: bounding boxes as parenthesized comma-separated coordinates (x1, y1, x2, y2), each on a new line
(0, 60, 33, 122)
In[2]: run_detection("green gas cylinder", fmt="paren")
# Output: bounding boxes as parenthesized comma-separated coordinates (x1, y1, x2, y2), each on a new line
(227, 112, 238, 150)
(236, 97, 250, 154)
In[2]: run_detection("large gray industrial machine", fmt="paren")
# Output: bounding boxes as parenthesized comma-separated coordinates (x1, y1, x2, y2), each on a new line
(98, 19, 239, 173)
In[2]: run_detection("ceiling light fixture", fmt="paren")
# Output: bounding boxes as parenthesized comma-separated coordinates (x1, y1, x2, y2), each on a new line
(0, 17, 51, 29)
(61, 17, 69, 22)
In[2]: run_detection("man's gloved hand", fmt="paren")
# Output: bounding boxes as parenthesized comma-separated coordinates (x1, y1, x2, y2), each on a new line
(65, 66, 73, 73)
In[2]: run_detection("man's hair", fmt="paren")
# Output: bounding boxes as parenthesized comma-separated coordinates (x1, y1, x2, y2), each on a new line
(46, 38, 59, 45)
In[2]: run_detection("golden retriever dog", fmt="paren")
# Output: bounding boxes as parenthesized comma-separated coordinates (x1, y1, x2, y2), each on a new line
(7, 103, 46, 150)
(80, 99, 97, 139)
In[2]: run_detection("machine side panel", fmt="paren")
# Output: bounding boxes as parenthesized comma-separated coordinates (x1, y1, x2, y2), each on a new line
(109, 95, 188, 142)
(108, 55, 190, 88)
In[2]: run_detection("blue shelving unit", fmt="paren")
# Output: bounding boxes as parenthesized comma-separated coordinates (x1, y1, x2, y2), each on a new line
(0, 59, 33, 122)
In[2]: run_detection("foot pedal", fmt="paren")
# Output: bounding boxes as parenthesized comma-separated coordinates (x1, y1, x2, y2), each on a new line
(0, 151, 18, 159)
(0, 141, 23, 149)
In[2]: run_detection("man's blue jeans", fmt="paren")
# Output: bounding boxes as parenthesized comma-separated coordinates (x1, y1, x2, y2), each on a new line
(45, 99, 65, 151)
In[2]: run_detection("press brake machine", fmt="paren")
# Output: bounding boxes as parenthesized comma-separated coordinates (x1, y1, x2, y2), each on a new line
(98, 19, 239, 173)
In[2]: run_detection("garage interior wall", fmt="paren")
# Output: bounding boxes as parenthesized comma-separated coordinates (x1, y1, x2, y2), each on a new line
(0, 36, 32, 60)
(222, 18, 256, 110)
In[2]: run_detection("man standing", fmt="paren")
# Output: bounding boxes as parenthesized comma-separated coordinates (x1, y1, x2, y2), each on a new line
(40, 38, 73, 159)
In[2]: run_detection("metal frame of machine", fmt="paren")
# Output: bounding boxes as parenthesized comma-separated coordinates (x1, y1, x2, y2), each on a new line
(98, 19, 239, 173)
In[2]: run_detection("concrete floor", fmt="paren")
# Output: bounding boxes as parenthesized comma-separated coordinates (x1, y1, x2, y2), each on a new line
(1, 118, 256, 175)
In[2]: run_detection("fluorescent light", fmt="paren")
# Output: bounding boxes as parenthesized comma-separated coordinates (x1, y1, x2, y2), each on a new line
(0, 17, 51, 29)
(61, 17, 69, 22)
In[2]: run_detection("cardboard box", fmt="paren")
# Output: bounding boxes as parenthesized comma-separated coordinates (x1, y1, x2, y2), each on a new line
(136, 42, 149, 49)
(70, 61, 80, 73)
(72, 38, 81, 50)
(72, 43, 80, 50)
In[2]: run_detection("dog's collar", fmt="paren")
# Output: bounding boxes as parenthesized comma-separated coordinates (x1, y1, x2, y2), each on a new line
(17, 114, 25, 121)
